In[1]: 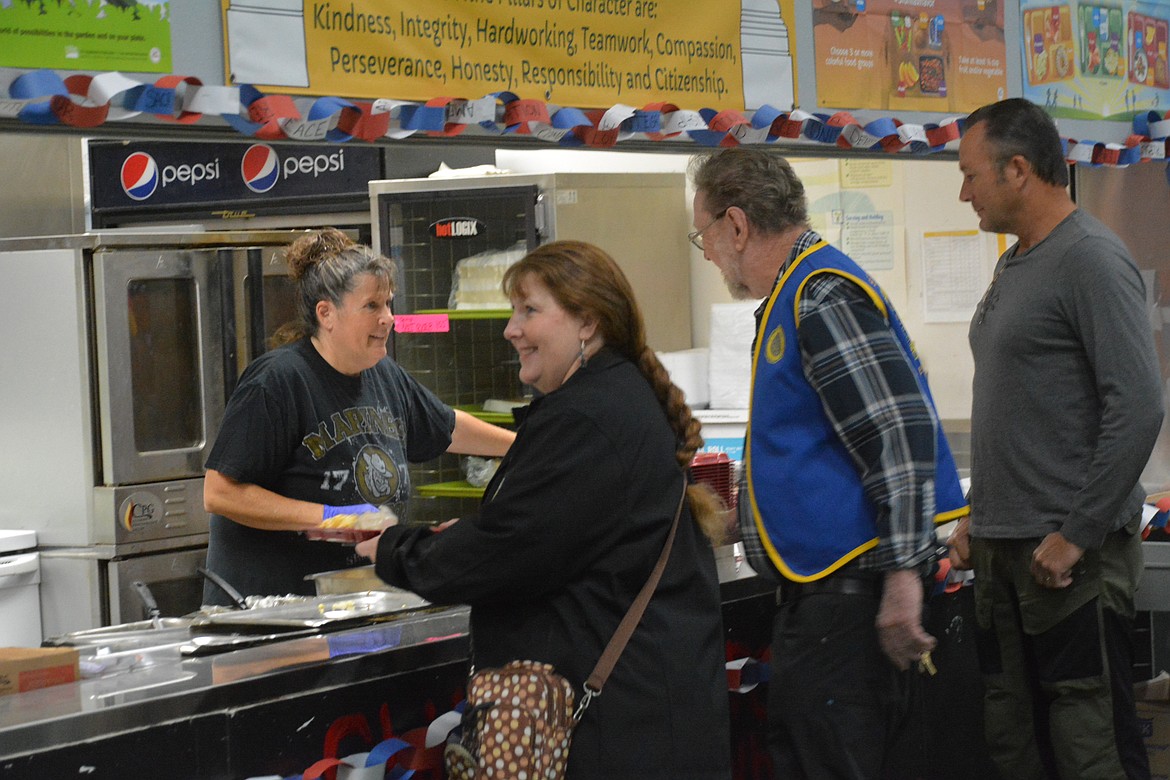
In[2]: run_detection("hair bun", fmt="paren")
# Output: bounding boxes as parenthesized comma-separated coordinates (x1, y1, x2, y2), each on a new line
(285, 227, 356, 280)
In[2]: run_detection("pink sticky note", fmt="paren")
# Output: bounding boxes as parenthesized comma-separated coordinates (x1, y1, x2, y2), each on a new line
(394, 314, 450, 333)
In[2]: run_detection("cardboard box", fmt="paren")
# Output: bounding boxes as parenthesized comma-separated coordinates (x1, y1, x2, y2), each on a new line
(1136, 701, 1170, 779)
(0, 647, 79, 696)
(1137, 672, 1170, 779)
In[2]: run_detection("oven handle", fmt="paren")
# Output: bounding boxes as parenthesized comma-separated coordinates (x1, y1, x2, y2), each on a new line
(245, 247, 267, 363)
(218, 248, 239, 397)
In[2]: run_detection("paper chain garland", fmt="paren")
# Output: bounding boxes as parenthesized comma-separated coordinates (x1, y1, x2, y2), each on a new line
(4, 68, 1170, 167)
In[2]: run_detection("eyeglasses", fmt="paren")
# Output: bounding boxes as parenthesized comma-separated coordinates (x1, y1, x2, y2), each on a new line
(688, 208, 729, 251)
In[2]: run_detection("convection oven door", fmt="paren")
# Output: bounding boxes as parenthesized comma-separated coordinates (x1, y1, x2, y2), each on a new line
(92, 247, 236, 486)
(233, 245, 295, 383)
(108, 543, 209, 625)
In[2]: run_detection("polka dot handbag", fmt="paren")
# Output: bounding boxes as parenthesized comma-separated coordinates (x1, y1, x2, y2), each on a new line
(445, 660, 577, 780)
(444, 481, 685, 779)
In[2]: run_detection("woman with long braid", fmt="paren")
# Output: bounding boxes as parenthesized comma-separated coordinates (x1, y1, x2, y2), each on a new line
(359, 240, 732, 779)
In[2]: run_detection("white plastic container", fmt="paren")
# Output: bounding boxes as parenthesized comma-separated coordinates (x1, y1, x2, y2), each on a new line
(0, 530, 41, 647)
(695, 408, 749, 462)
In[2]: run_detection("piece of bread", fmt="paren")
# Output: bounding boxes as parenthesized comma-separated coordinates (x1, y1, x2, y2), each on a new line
(319, 509, 395, 530)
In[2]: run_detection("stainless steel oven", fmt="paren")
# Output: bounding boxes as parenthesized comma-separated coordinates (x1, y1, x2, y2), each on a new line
(0, 137, 393, 640)
(235, 248, 297, 368)
(0, 231, 299, 637)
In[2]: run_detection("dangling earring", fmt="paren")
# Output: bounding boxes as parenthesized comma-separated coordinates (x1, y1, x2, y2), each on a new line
(579, 339, 588, 368)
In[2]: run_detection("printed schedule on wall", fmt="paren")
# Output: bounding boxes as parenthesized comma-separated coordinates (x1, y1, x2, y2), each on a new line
(221, 0, 797, 111)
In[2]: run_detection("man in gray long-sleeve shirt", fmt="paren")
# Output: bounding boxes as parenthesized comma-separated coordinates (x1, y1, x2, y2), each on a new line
(949, 98, 1164, 780)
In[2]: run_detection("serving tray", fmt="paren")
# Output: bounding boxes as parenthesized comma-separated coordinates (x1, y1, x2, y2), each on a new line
(196, 591, 431, 633)
(303, 527, 380, 543)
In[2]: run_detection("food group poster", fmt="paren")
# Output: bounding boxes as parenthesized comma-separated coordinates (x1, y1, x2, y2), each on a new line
(1021, 0, 1170, 119)
(0, 0, 172, 73)
(222, 0, 797, 112)
(814, 0, 1007, 113)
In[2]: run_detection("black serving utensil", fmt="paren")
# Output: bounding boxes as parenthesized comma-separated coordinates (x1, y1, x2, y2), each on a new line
(131, 580, 163, 629)
(197, 566, 249, 610)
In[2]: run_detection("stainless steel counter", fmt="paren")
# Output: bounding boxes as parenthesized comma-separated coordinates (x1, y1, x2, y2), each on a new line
(0, 605, 471, 774)
(0, 569, 776, 778)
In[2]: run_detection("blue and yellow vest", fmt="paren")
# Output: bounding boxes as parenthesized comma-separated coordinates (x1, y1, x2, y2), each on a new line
(747, 241, 968, 581)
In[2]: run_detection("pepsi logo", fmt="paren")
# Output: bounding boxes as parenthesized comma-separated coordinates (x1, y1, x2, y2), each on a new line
(241, 144, 280, 193)
(120, 152, 159, 201)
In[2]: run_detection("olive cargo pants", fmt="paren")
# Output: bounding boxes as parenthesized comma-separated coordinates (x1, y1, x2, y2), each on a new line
(971, 522, 1149, 780)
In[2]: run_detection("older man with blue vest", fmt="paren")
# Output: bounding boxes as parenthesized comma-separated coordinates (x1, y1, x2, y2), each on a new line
(689, 147, 968, 779)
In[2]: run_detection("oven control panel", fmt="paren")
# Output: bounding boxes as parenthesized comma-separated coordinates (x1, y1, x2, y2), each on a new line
(94, 478, 210, 546)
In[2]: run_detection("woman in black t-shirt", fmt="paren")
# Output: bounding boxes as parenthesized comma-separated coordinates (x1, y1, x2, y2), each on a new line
(201, 228, 514, 604)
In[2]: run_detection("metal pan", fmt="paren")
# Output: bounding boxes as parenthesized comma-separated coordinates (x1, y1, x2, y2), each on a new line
(180, 628, 323, 657)
(195, 591, 431, 633)
(44, 617, 196, 649)
(304, 564, 423, 597)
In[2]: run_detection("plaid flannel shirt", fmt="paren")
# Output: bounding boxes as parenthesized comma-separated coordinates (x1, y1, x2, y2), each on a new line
(738, 231, 941, 580)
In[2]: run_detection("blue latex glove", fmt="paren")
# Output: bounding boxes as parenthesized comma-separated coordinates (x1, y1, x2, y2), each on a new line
(322, 503, 379, 520)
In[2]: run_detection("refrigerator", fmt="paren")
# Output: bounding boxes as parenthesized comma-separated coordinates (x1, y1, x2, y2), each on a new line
(1074, 163, 1170, 494)
(1075, 162, 1170, 677)
(369, 172, 695, 524)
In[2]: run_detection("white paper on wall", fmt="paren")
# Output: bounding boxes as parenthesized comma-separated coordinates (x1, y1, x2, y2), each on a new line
(708, 302, 758, 409)
(657, 348, 711, 409)
(225, 1, 309, 88)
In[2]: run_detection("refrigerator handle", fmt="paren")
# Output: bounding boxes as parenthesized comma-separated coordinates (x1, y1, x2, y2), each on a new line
(217, 249, 239, 398)
(246, 248, 267, 363)
(534, 192, 548, 243)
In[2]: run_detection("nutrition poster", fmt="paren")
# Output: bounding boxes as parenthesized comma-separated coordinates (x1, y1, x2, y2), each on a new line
(1021, 0, 1170, 119)
(813, 0, 1007, 113)
(795, 157, 904, 274)
(222, 0, 798, 112)
(0, 0, 172, 72)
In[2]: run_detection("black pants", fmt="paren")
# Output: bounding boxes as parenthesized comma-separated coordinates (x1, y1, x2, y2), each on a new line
(768, 583, 913, 780)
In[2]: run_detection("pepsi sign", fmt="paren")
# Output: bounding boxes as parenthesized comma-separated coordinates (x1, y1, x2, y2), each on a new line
(282, 148, 346, 177)
(121, 151, 222, 200)
(241, 144, 347, 194)
(241, 144, 280, 194)
(120, 152, 159, 201)
(89, 140, 383, 225)
(163, 160, 221, 186)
